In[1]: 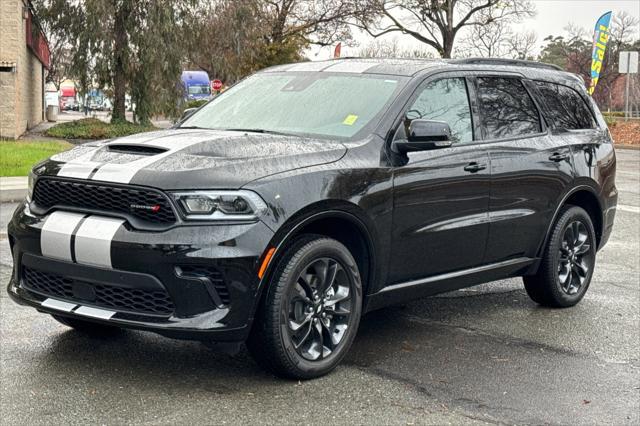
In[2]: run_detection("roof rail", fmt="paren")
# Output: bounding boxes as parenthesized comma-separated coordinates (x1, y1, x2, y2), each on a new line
(451, 58, 563, 71)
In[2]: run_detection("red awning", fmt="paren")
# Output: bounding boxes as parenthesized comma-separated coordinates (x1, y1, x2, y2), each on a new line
(61, 87, 75, 97)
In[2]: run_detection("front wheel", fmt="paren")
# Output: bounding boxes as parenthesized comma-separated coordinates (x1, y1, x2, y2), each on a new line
(524, 206, 597, 307)
(248, 235, 363, 379)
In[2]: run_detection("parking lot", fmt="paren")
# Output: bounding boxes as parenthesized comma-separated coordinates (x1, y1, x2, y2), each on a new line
(0, 149, 638, 425)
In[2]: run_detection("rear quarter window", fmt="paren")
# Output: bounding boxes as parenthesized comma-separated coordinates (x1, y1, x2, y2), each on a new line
(533, 81, 597, 130)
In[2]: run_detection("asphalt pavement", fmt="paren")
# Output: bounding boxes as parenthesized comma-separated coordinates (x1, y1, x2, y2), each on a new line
(0, 150, 638, 425)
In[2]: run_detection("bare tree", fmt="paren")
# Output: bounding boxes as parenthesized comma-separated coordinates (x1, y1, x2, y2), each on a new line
(353, 0, 535, 58)
(187, 0, 267, 83)
(263, 0, 357, 47)
(32, 0, 74, 90)
(457, 9, 510, 58)
(188, 0, 360, 84)
(357, 38, 434, 58)
(507, 30, 537, 60)
(457, 4, 536, 60)
(610, 11, 640, 46)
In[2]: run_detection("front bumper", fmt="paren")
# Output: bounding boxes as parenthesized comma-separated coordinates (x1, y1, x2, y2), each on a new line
(7, 202, 274, 341)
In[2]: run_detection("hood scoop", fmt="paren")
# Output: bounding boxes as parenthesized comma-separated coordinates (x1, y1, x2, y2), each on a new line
(106, 144, 168, 156)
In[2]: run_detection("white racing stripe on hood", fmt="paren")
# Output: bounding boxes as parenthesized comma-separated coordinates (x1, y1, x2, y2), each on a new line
(57, 147, 103, 179)
(89, 130, 238, 184)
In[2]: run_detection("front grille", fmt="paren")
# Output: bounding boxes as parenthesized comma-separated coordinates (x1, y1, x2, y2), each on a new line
(32, 178, 177, 225)
(22, 267, 175, 316)
(177, 265, 230, 304)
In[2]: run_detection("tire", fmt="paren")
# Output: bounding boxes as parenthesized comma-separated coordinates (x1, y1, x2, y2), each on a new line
(51, 314, 122, 337)
(247, 235, 363, 379)
(524, 205, 597, 308)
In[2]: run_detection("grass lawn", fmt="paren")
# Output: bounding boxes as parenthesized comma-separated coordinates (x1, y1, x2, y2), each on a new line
(0, 139, 73, 176)
(46, 118, 156, 139)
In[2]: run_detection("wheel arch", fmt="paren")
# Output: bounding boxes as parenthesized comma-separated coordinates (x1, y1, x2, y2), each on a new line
(538, 186, 604, 257)
(257, 202, 378, 301)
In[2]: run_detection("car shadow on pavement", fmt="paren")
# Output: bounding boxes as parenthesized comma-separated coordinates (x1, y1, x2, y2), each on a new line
(30, 286, 530, 385)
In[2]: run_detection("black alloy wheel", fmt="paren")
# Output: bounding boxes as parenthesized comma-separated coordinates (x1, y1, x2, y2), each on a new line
(286, 257, 354, 361)
(248, 235, 362, 379)
(557, 220, 592, 295)
(524, 205, 596, 308)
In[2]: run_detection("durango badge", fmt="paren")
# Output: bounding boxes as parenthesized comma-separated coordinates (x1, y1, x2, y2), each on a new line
(129, 203, 161, 213)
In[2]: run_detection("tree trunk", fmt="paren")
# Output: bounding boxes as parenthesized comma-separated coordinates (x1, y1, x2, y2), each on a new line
(111, 1, 128, 123)
(442, 35, 454, 59)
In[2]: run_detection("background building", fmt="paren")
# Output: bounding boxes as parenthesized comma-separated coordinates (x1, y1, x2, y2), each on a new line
(0, 0, 50, 139)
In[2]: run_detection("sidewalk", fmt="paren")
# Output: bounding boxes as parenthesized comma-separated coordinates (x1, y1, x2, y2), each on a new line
(0, 176, 28, 202)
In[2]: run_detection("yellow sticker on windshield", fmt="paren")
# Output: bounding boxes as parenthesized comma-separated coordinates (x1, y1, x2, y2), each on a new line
(343, 114, 358, 125)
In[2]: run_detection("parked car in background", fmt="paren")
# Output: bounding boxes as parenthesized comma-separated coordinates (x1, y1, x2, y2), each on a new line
(99, 98, 112, 111)
(181, 70, 211, 101)
(60, 86, 78, 111)
(7, 58, 616, 380)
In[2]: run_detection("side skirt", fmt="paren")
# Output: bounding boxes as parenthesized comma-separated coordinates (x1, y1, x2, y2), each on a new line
(364, 257, 538, 312)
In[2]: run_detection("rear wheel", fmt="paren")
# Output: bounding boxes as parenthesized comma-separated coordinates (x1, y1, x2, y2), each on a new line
(52, 315, 122, 336)
(248, 235, 363, 379)
(524, 206, 596, 307)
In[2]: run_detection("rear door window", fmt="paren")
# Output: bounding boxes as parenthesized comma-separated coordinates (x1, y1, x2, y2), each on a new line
(476, 77, 542, 140)
(533, 81, 597, 130)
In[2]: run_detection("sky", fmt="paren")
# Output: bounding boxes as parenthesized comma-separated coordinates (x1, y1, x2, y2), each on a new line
(310, 0, 640, 60)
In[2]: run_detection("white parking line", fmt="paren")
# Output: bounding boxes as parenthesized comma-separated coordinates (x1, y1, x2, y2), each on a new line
(617, 204, 640, 214)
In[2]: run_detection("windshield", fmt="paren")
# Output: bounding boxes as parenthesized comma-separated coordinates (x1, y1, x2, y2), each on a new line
(182, 72, 407, 139)
(188, 84, 211, 95)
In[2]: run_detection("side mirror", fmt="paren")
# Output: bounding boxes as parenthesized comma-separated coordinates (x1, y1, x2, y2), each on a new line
(181, 107, 197, 120)
(394, 119, 453, 153)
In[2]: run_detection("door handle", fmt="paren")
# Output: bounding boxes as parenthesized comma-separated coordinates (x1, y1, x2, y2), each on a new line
(548, 152, 569, 162)
(463, 162, 487, 173)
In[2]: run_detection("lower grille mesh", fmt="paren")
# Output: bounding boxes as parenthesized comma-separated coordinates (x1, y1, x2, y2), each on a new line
(22, 267, 175, 316)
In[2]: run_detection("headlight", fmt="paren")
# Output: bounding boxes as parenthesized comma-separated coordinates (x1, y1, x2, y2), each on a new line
(170, 190, 267, 221)
(27, 171, 35, 202)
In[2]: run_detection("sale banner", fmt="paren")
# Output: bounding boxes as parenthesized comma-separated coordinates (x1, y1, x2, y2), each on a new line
(588, 11, 612, 95)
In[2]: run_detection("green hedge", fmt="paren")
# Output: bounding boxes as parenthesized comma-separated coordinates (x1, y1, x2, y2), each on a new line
(184, 99, 208, 109)
(45, 118, 156, 140)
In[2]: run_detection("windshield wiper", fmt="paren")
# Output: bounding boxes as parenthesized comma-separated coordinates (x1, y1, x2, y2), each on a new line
(177, 125, 207, 130)
(221, 128, 299, 137)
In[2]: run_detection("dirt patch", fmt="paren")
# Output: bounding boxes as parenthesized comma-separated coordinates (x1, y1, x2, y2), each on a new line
(610, 121, 640, 145)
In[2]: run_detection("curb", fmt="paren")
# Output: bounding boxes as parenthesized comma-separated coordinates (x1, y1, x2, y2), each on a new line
(615, 144, 640, 150)
(0, 189, 26, 203)
(0, 177, 27, 203)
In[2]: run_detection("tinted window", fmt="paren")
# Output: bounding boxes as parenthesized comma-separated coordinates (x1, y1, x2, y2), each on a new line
(534, 81, 596, 130)
(476, 77, 541, 139)
(407, 78, 473, 143)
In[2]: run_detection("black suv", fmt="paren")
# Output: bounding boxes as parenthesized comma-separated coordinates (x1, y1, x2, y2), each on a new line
(7, 58, 617, 379)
